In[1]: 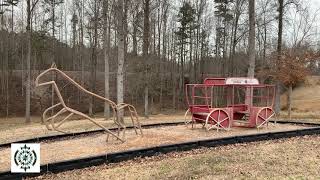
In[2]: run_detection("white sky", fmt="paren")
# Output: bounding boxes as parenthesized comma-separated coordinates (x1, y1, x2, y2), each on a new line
(5, 0, 320, 49)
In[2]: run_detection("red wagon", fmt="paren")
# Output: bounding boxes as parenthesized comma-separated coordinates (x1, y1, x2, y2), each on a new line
(185, 77, 276, 131)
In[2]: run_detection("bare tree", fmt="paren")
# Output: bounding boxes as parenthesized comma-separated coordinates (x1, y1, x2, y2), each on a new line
(229, 0, 245, 76)
(103, 0, 111, 119)
(143, 0, 150, 118)
(25, 0, 33, 123)
(131, 1, 141, 56)
(274, 0, 284, 115)
(116, 0, 125, 121)
(89, 0, 100, 116)
(247, 0, 255, 78)
(244, 0, 256, 107)
(159, 1, 168, 110)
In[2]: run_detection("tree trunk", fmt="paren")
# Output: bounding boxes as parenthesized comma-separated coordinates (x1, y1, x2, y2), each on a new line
(117, 0, 125, 122)
(230, 0, 243, 76)
(263, 5, 267, 62)
(275, 0, 284, 115)
(160, 3, 168, 110)
(103, 0, 110, 119)
(179, 40, 184, 108)
(132, 11, 138, 56)
(247, 0, 256, 78)
(124, 0, 129, 55)
(89, 0, 99, 117)
(288, 84, 292, 119)
(143, 0, 150, 118)
(246, 0, 256, 106)
(144, 86, 149, 117)
(5, 31, 9, 118)
(25, 0, 32, 123)
(51, 0, 56, 117)
(172, 35, 176, 110)
(189, 29, 193, 83)
(79, 0, 84, 89)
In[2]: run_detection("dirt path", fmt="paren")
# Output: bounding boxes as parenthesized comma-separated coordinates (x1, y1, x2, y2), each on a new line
(0, 115, 185, 144)
(0, 123, 307, 172)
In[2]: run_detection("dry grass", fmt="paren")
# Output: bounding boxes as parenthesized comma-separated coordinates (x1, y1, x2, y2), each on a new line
(28, 135, 320, 180)
(281, 76, 320, 113)
(278, 111, 320, 121)
(0, 123, 306, 172)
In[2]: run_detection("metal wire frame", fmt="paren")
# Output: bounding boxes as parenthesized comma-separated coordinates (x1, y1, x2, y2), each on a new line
(35, 64, 143, 142)
(186, 84, 275, 108)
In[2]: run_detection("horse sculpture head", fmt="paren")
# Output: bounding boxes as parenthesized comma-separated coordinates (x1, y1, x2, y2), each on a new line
(35, 63, 59, 88)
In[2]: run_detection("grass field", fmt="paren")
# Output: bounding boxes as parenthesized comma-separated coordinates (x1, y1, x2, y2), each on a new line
(281, 76, 320, 113)
(29, 135, 320, 180)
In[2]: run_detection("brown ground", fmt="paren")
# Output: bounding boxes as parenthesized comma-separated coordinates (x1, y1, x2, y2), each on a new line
(0, 123, 307, 172)
(1, 111, 319, 145)
(0, 114, 186, 144)
(28, 135, 320, 180)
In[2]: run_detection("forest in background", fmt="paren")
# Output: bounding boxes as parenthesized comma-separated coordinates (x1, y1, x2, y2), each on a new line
(0, 0, 320, 121)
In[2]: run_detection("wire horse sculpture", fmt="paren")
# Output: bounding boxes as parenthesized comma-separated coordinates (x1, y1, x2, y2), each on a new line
(35, 64, 143, 142)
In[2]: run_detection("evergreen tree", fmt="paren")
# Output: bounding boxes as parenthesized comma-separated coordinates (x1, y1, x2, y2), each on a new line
(175, 2, 197, 104)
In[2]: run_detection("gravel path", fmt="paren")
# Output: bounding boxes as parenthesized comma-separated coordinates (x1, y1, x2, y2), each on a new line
(0, 116, 185, 144)
(0, 123, 306, 172)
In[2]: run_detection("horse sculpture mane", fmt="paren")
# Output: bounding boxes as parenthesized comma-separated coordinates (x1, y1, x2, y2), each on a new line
(35, 64, 142, 142)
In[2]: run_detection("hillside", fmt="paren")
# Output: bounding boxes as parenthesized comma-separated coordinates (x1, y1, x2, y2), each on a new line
(281, 76, 320, 112)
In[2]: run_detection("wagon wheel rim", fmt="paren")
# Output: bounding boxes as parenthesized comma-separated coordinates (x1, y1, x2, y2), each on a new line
(256, 107, 275, 128)
(184, 108, 193, 126)
(205, 109, 230, 131)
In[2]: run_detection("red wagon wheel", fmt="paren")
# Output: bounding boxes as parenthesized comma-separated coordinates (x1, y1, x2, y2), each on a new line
(256, 107, 275, 128)
(205, 109, 231, 131)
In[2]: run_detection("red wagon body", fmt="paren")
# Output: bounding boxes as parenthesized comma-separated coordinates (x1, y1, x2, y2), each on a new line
(185, 77, 275, 131)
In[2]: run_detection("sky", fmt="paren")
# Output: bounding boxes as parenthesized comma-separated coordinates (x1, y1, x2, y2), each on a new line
(311, 0, 320, 28)
(284, 0, 320, 46)
(311, 0, 320, 7)
(5, 0, 320, 49)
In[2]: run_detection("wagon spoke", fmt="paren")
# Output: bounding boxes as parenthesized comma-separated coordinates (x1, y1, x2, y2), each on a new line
(257, 120, 268, 128)
(211, 117, 218, 123)
(257, 109, 275, 128)
(258, 115, 267, 121)
(265, 112, 275, 121)
(265, 109, 268, 117)
(205, 109, 230, 131)
(220, 117, 229, 123)
(210, 114, 218, 123)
